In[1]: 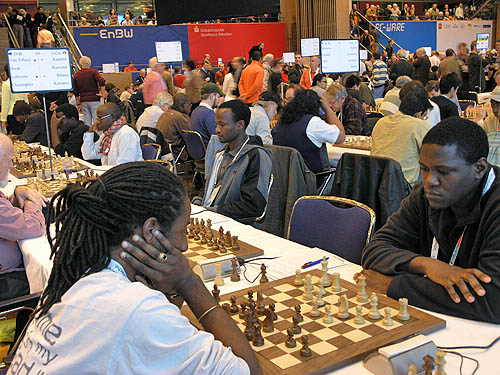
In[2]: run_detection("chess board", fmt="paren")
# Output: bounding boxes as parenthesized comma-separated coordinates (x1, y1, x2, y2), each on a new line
(11, 158, 89, 179)
(21, 171, 98, 198)
(185, 228, 264, 263)
(183, 270, 445, 375)
(334, 139, 371, 151)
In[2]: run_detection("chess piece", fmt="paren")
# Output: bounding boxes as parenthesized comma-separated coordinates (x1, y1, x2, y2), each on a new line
(357, 274, 369, 303)
(368, 292, 381, 320)
(300, 335, 312, 357)
(354, 305, 365, 325)
(200, 219, 205, 232)
(193, 231, 200, 241)
(188, 227, 195, 239)
(200, 232, 207, 245)
(269, 303, 278, 321)
(252, 322, 264, 346)
(294, 305, 304, 322)
(214, 262, 224, 286)
(230, 258, 240, 282)
(294, 269, 304, 286)
(219, 226, 224, 239)
(397, 298, 410, 321)
(247, 290, 254, 304)
(292, 315, 301, 334)
(423, 355, 435, 375)
(260, 264, 269, 284)
(224, 231, 232, 248)
(436, 350, 446, 375)
(256, 291, 266, 316)
(320, 256, 332, 287)
(316, 287, 325, 307)
(212, 239, 219, 250)
(207, 237, 214, 247)
(318, 282, 326, 296)
(337, 294, 349, 319)
(332, 272, 342, 292)
(323, 305, 334, 324)
(212, 284, 220, 303)
(310, 297, 321, 317)
(262, 308, 274, 333)
(244, 310, 254, 341)
(206, 219, 212, 230)
(222, 303, 231, 314)
(229, 296, 239, 314)
(219, 239, 227, 253)
(285, 328, 296, 348)
(303, 275, 313, 301)
(383, 307, 393, 326)
(231, 236, 240, 250)
(408, 364, 417, 375)
(239, 302, 247, 319)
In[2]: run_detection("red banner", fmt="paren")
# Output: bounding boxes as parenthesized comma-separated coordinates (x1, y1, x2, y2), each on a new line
(188, 23, 287, 64)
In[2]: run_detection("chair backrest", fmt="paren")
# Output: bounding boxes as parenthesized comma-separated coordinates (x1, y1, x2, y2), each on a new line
(142, 143, 161, 160)
(458, 91, 478, 103)
(459, 100, 476, 112)
(288, 196, 375, 264)
(140, 127, 171, 156)
(367, 116, 381, 131)
(367, 111, 384, 119)
(148, 159, 174, 172)
(181, 130, 206, 161)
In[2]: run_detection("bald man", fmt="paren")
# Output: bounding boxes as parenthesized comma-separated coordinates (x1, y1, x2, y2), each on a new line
(81, 103, 142, 166)
(0, 134, 46, 300)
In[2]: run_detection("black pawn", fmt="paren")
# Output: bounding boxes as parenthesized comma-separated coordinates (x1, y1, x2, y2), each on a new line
(292, 315, 301, 334)
(300, 335, 312, 357)
(239, 302, 247, 319)
(294, 305, 304, 322)
(285, 328, 296, 348)
(252, 322, 264, 346)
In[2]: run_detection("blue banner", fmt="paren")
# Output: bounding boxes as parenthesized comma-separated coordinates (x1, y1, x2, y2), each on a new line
(73, 26, 190, 70)
(372, 21, 436, 54)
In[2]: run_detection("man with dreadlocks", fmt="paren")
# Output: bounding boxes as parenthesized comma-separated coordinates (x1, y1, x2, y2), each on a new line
(359, 118, 500, 324)
(81, 102, 142, 165)
(8, 162, 261, 375)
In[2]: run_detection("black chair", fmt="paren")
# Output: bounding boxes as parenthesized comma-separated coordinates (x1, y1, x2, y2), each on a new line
(141, 143, 161, 160)
(457, 91, 478, 103)
(181, 130, 207, 187)
(459, 100, 476, 112)
(366, 111, 384, 119)
(139, 127, 172, 159)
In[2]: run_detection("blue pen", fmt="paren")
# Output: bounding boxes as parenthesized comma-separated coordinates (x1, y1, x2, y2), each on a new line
(301, 257, 329, 269)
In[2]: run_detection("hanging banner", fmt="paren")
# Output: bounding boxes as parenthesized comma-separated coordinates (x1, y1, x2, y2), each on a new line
(436, 20, 493, 51)
(372, 21, 437, 53)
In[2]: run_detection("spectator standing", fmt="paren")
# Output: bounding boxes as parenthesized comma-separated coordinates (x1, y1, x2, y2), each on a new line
(429, 51, 441, 68)
(238, 51, 265, 105)
(184, 59, 204, 110)
(413, 48, 432, 85)
(371, 52, 388, 99)
(262, 54, 274, 91)
(300, 56, 321, 89)
(9, 9, 24, 48)
(391, 49, 413, 81)
(438, 49, 462, 80)
(124, 61, 138, 72)
(33, 6, 47, 28)
(386, 40, 395, 60)
(73, 56, 107, 127)
(288, 53, 304, 84)
(222, 63, 236, 98)
(467, 40, 488, 92)
(200, 60, 214, 83)
(143, 57, 167, 106)
(36, 26, 54, 48)
(173, 66, 186, 89)
(455, 3, 464, 19)
(214, 63, 226, 86)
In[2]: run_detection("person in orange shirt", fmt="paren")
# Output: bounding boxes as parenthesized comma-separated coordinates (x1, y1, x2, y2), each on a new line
(300, 56, 321, 89)
(238, 51, 264, 105)
(124, 61, 138, 72)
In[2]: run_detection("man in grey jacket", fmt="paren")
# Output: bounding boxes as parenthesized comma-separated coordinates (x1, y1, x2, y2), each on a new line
(201, 99, 272, 223)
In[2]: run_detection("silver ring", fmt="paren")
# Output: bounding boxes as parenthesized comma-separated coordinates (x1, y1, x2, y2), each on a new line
(157, 252, 168, 263)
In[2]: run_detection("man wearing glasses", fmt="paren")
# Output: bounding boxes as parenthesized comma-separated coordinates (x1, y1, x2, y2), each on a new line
(82, 103, 142, 166)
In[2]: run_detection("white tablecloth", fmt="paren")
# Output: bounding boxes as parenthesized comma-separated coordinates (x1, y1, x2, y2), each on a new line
(327, 144, 371, 167)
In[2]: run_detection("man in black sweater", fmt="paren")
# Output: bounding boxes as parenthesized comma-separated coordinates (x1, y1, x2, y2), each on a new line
(288, 53, 304, 84)
(413, 48, 431, 85)
(390, 49, 413, 81)
(431, 72, 461, 120)
(51, 103, 89, 159)
(360, 118, 500, 324)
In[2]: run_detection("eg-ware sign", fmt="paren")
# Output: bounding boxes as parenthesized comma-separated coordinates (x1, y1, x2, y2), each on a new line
(7, 48, 73, 93)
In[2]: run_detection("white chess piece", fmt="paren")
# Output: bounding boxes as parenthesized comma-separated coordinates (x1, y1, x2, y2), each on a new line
(357, 274, 369, 303)
(310, 297, 321, 317)
(316, 287, 325, 306)
(214, 262, 224, 286)
(368, 292, 381, 319)
(318, 283, 326, 296)
(337, 294, 349, 319)
(320, 256, 332, 287)
(397, 298, 410, 321)
(332, 272, 341, 292)
(303, 275, 313, 301)
(294, 269, 304, 286)
(323, 305, 334, 324)
(436, 350, 447, 375)
(354, 305, 365, 325)
(383, 307, 393, 326)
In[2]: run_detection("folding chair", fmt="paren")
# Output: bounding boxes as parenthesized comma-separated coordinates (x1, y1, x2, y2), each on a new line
(141, 143, 161, 160)
(181, 130, 207, 187)
(459, 100, 476, 112)
(288, 196, 375, 264)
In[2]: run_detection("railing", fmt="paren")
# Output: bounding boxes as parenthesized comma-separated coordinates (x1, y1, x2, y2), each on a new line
(56, 13, 82, 71)
(471, 0, 494, 19)
(355, 11, 405, 51)
(350, 34, 373, 57)
(2, 13, 20, 49)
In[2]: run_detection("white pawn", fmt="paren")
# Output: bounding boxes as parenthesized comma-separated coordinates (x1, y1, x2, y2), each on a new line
(310, 297, 321, 317)
(332, 272, 341, 292)
(320, 256, 332, 287)
(294, 269, 304, 286)
(397, 298, 410, 321)
(356, 274, 368, 303)
(303, 275, 313, 301)
(316, 287, 325, 307)
(214, 262, 224, 286)
(337, 294, 349, 319)
(318, 283, 326, 296)
(354, 305, 365, 325)
(368, 292, 381, 320)
(383, 307, 393, 326)
(323, 305, 334, 324)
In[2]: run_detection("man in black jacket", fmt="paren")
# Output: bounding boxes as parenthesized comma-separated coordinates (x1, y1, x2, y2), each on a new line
(466, 40, 488, 92)
(390, 49, 413, 81)
(14, 101, 48, 146)
(360, 118, 500, 324)
(288, 53, 304, 84)
(431, 72, 461, 120)
(51, 103, 89, 159)
(413, 48, 431, 85)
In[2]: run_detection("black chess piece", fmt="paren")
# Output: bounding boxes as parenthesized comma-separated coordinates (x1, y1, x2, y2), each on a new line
(244, 310, 254, 341)
(262, 308, 274, 333)
(300, 335, 312, 357)
(239, 302, 247, 319)
(269, 303, 278, 321)
(285, 328, 296, 348)
(229, 296, 239, 314)
(292, 315, 301, 334)
(294, 304, 304, 322)
(212, 284, 220, 303)
(252, 322, 264, 346)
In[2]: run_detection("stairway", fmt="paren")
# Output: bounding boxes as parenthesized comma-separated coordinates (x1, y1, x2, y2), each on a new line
(0, 28, 9, 69)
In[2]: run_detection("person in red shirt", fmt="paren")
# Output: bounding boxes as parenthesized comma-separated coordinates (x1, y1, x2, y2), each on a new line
(300, 56, 321, 89)
(238, 51, 264, 105)
(173, 66, 185, 89)
(124, 61, 138, 72)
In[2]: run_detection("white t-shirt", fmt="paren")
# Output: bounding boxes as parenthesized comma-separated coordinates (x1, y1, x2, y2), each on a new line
(306, 116, 340, 148)
(427, 100, 441, 127)
(135, 105, 165, 132)
(8, 261, 250, 375)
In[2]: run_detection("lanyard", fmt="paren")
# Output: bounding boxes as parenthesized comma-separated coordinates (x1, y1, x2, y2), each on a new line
(430, 168, 495, 265)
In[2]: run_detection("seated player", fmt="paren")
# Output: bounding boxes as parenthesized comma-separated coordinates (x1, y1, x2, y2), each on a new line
(247, 91, 280, 145)
(325, 83, 370, 136)
(13, 101, 48, 146)
(190, 83, 224, 145)
(51, 103, 89, 159)
(135, 92, 173, 133)
(200, 100, 272, 222)
(8, 162, 261, 374)
(361, 118, 500, 324)
(371, 86, 432, 186)
(81, 102, 142, 166)
(430, 73, 461, 120)
(0, 134, 46, 301)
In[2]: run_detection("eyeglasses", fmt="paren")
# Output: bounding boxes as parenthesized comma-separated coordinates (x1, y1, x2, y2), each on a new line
(96, 114, 112, 121)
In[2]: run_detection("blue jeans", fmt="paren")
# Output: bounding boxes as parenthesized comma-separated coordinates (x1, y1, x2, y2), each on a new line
(81, 101, 101, 127)
(373, 85, 385, 99)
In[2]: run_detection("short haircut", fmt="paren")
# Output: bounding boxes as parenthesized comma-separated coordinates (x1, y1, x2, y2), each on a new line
(312, 73, 326, 87)
(399, 90, 433, 116)
(174, 66, 181, 73)
(445, 48, 455, 57)
(79, 56, 91, 68)
(417, 47, 426, 55)
(397, 49, 408, 58)
(218, 99, 251, 128)
(173, 93, 190, 110)
(422, 117, 488, 164)
(439, 72, 462, 95)
(56, 103, 79, 120)
(13, 100, 32, 116)
(325, 83, 347, 102)
(373, 51, 381, 60)
(470, 40, 477, 51)
(123, 84, 131, 91)
(400, 80, 427, 101)
(286, 83, 304, 96)
(395, 75, 412, 88)
(184, 59, 196, 70)
(344, 74, 361, 89)
(153, 92, 173, 107)
(425, 80, 440, 93)
(263, 53, 274, 62)
(252, 50, 263, 62)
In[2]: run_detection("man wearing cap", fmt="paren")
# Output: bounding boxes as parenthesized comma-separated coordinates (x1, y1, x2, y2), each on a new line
(247, 91, 280, 145)
(14, 101, 48, 147)
(190, 83, 224, 145)
(51, 103, 89, 159)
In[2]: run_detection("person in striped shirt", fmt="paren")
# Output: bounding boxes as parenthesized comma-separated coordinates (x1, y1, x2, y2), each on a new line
(371, 51, 388, 99)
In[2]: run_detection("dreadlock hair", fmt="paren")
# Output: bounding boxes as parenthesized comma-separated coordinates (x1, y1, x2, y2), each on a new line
(35, 162, 186, 318)
(280, 89, 321, 125)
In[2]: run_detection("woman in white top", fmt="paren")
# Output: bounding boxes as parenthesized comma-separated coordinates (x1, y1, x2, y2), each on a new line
(8, 162, 261, 375)
(1, 66, 28, 133)
(222, 62, 236, 99)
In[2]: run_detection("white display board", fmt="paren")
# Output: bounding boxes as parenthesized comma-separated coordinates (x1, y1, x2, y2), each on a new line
(320, 39, 360, 73)
(283, 52, 295, 64)
(436, 20, 494, 52)
(301, 38, 320, 57)
(102, 63, 116, 73)
(476, 33, 489, 50)
(155, 41, 183, 63)
(7, 48, 73, 93)
(359, 49, 368, 60)
(423, 47, 432, 56)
